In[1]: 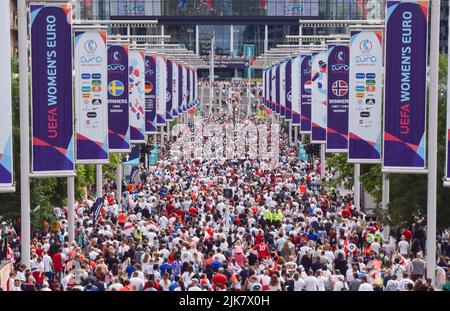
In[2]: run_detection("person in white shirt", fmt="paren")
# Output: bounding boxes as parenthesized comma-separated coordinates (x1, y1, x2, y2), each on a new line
(293, 272, 305, 291)
(398, 236, 410, 257)
(130, 271, 145, 291)
(358, 276, 374, 291)
(397, 273, 414, 291)
(188, 279, 202, 291)
(304, 271, 318, 291)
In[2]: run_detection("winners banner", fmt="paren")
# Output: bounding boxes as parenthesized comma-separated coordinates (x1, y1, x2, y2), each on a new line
(280, 61, 286, 118)
(74, 30, 109, 164)
(275, 65, 280, 115)
(172, 61, 179, 118)
(311, 51, 328, 144)
(348, 30, 383, 163)
(383, 0, 429, 172)
(156, 55, 167, 126)
(181, 65, 187, 113)
(327, 43, 350, 153)
(291, 57, 301, 125)
(107, 43, 130, 152)
(145, 54, 157, 134)
(129, 49, 146, 143)
(285, 59, 292, 121)
(0, 0, 13, 188)
(300, 54, 312, 133)
(166, 59, 173, 121)
(30, 3, 74, 175)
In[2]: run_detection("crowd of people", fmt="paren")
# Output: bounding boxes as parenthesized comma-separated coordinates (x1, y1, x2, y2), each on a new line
(0, 95, 449, 292)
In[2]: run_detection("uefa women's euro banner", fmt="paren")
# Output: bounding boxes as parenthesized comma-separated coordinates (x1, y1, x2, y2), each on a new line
(30, 3, 74, 175)
(300, 55, 312, 133)
(0, 0, 14, 188)
(383, 0, 429, 172)
(285, 59, 292, 121)
(166, 58, 173, 121)
(182, 64, 187, 113)
(327, 43, 350, 153)
(311, 51, 327, 144)
(156, 55, 167, 126)
(107, 43, 130, 152)
(128, 49, 146, 143)
(280, 61, 286, 118)
(348, 30, 383, 163)
(145, 54, 157, 134)
(172, 61, 179, 118)
(74, 29, 109, 164)
(178, 63, 184, 115)
(291, 57, 301, 126)
(275, 65, 281, 115)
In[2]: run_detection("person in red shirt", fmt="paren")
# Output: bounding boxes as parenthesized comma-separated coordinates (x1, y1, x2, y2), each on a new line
(52, 248, 64, 281)
(253, 241, 270, 259)
(212, 268, 228, 290)
(255, 231, 264, 244)
(341, 208, 351, 219)
(299, 184, 307, 196)
(402, 228, 412, 241)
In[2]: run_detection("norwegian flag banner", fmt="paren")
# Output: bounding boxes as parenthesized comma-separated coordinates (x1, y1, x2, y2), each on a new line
(326, 43, 350, 153)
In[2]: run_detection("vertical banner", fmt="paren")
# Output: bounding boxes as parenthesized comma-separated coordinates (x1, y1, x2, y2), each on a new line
(271, 66, 276, 112)
(300, 54, 312, 133)
(263, 69, 266, 108)
(280, 61, 286, 118)
(30, 3, 74, 175)
(311, 51, 328, 143)
(74, 29, 109, 164)
(285, 59, 292, 121)
(275, 65, 281, 115)
(291, 56, 301, 125)
(327, 43, 350, 153)
(383, 0, 429, 172)
(156, 55, 167, 126)
(348, 30, 383, 163)
(178, 63, 184, 115)
(172, 61, 179, 118)
(108, 43, 130, 152)
(128, 49, 146, 143)
(145, 54, 157, 134)
(0, 0, 14, 187)
(195, 69, 198, 105)
(182, 65, 188, 113)
(165, 58, 173, 121)
(187, 67, 192, 109)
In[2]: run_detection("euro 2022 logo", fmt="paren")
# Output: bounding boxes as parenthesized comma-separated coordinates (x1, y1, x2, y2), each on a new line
(111, 50, 122, 63)
(335, 50, 346, 64)
(84, 39, 97, 55)
(359, 39, 373, 55)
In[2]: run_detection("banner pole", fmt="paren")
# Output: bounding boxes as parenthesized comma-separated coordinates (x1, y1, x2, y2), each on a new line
(18, 0, 31, 268)
(382, 173, 390, 242)
(320, 144, 325, 177)
(427, 0, 440, 284)
(96, 164, 103, 198)
(288, 122, 293, 143)
(354, 164, 361, 211)
(67, 176, 75, 242)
